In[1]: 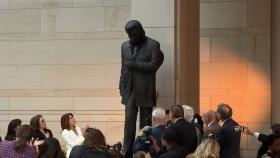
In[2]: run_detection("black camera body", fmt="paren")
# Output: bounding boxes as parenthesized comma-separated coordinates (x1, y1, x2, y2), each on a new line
(107, 142, 122, 152)
(133, 126, 153, 153)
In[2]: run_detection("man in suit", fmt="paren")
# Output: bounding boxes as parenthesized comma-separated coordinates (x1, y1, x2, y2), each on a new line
(182, 105, 204, 145)
(215, 103, 241, 158)
(159, 128, 189, 158)
(169, 105, 197, 153)
(150, 108, 167, 157)
(202, 110, 221, 140)
(119, 20, 164, 158)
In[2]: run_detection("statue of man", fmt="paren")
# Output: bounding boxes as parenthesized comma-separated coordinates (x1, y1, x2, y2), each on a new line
(119, 20, 164, 158)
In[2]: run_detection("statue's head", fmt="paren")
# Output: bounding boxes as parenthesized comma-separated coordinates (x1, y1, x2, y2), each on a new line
(125, 20, 146, 45)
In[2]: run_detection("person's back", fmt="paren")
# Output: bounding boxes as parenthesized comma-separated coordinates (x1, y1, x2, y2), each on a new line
(169, 105, 197, 153)
(151, 125, 166, 149)
(69, 128, 110, 158)
(219, 119, 240, 158)
(158, 128, 189, 158)
(0, 140, 36, 158)
(170, 118, 197, 152)
(215, 104, 240, 158)
(159, 144, 188, 158)
(70, 145, 110, 158)
(38, 137, 65, 158)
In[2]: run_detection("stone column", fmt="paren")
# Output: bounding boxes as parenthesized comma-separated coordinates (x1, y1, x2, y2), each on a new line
(272, 0, 280, 123)
(175, 0, 200, 112)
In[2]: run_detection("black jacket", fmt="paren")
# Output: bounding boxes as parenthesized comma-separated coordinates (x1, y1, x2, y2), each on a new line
(257, 133, 269, 158)
(215, 118, 241, 158)
(119, 37, 164, 107)
(169, 118, 197, 153)
(69, 145, 110, 158)
(159, 144, 189, 158)
(33, 129, 53, 140)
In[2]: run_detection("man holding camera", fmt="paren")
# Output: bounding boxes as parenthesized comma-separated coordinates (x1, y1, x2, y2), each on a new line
(132, 108, 167, 158)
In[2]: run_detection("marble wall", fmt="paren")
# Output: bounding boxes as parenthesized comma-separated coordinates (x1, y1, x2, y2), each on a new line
(0, 0, 131, 146)
(0, 1, 275, 157)
(200, 0, 271, 157)
(131, 0, 176, 108)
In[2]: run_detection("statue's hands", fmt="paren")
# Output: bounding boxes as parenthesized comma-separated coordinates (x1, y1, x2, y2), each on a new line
(124, 60, 137, 69)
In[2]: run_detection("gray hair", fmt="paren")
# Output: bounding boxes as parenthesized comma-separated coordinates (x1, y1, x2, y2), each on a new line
(203, 110, 217, 122)
(182, 105, 194, 122)
(152, 107, 166, 120)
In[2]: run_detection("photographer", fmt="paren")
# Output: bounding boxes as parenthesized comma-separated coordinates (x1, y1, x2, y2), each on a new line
(132, 108, 167, 158)
(132, 126, 153, 155)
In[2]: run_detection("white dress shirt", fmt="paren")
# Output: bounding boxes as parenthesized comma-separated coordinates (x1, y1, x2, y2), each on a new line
(61, 126, 85, 158)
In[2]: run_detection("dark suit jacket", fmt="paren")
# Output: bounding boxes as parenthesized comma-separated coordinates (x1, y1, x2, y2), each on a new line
(151, 125, 167, 149)
(69, 145, 110, 158)
(215, 118, 241, 158)
(202, 121, 221, 140)
(170, 118, 197, 153)
(119, 37, 164, 107)
(159, 144, 189, 158)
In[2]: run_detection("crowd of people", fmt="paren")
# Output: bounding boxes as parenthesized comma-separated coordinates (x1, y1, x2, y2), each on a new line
(0, 103, 279, 158)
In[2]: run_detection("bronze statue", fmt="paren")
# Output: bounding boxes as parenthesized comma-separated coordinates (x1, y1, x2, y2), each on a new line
(119, 20, 164, 158)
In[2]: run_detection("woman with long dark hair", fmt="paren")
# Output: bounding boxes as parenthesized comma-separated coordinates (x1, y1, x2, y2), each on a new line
(0, 124, 43, 158)
(69, 128, 110, 158)
(5, 119, 22, 141)
(38, 137, 66, 158)
(30, 114, 53, 141)
(61, 113, 85, 158)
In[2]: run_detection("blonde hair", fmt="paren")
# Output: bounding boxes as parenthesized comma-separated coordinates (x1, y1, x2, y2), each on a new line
(187, 138, 220, 158)
(133, 151, 146, 158)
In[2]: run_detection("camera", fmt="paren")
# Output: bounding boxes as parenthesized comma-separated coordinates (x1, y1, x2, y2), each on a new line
(107, 142, 122, 152)
(233, 125, 247, 133)
(132, 126, 153, 153)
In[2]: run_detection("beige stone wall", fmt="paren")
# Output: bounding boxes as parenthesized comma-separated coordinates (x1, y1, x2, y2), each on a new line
(0, 0, 131, 145)
(200, 0, 271, 157)
(131, 0, 175, 108)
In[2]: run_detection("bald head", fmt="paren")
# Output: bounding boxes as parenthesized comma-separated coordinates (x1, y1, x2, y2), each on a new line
(202, 110, 216, 125)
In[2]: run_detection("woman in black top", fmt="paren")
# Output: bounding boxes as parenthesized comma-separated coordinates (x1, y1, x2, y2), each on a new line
(30, 114, 53, 140)
(69, 128, 111, 158)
